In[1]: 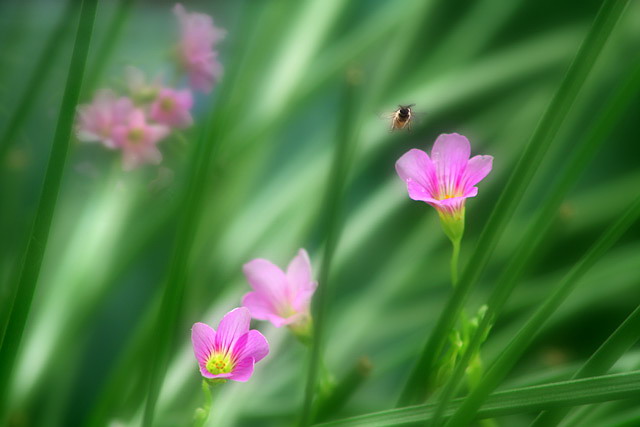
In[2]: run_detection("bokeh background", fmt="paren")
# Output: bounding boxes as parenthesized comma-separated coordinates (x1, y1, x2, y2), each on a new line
(1, 0, 639, 426)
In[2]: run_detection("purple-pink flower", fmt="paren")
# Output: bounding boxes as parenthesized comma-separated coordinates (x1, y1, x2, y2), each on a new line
(76, 90, 134, 149)
(174, 3, 225, 93)
(191, 307, 269, 382)
(242, 249, 317, 330)
(112, 109, 169, 171)
(150, 87, 194, 128)
(396, 133, 493, 220)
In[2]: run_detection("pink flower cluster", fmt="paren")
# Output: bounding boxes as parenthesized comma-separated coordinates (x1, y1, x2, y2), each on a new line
(75, 4, 224, 170)
(191, 249, 318, 382)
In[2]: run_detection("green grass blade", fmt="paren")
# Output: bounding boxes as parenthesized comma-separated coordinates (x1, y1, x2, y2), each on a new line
(316, 371, 640, 427)
(0, 0, 98, 419)
(397, 0, 631, 406)
(0, 0, 76, 166)
(531, 303, 640, 426)
(430, 59, 640, 425)
(140, 108, 225, 426)
(445, 193, 640, 426)
(81, 0, 136, 96)
(299, 76, 362, 426)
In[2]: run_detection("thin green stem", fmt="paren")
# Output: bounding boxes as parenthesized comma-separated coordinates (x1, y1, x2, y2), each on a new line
(450, 239, 460, 287)
(0, 0, 98, 420)
(397, 0, 630, 406)
(193, 380, 214, 427)
(445, 193, 640, 426)
(299, 74, 361, 426)
(430, 56, 640, 426)
(531, 303, 640, 426)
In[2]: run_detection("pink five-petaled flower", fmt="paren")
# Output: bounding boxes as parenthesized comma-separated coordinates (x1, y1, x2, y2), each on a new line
(111, 109, 169, 171)
(76, 89, 134, 149)
(242, 249, 317, 337)
(396, 133, 493, 242)
(173, 3, 225, 93)
(191, 307, 269, 382)
(150, 87, 194, 128)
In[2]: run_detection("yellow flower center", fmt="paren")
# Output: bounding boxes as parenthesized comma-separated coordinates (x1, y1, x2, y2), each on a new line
(160, 97, 175, 112)
(205, 352, 234, 375)
(128, 128, 144, 143)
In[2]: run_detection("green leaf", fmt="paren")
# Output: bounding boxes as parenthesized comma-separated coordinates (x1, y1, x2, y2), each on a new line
(316, 371, 640, 427)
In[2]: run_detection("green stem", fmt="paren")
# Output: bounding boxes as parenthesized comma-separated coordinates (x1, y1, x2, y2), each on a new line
(0, 0, 98, 420)
(397, 0, 630, 407)
(445, 193, 640, 426)
(450, 239, 460, 287)
(193, 380, 214, 427)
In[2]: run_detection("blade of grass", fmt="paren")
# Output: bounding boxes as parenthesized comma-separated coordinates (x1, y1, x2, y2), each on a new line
(531, 302, 640, 426)
(140, 101, 225, 427)
(299, 73, 362, 426)
(397, 0, 631, 406)
(0, 0, 98, 420)
(316, 371, 640, 427)
(0, 0, 76, 166)
(430, 59, 640, 425)
(81, 0, 136, 97)
(445, 193, 640, 426)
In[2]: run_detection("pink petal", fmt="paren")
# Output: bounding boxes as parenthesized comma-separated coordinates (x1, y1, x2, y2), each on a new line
(431, 133, 471, 197)
(228, 357, 255, 382)
(232, 330, 269, 363)
(464, 155, 493, 190)
(405, 179, 441, 204)
(191, 322, 216, 368)
(286, 249, 312, 296)
(214, 307, 250, 353)
(395, 149, 438, 197)
(242, 291, 278, 321)
(243, 259, 289, 307)
(292, 281, 317, 313)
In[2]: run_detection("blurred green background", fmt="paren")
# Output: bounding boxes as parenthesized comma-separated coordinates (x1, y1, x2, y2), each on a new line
(1, 0, 639, 425)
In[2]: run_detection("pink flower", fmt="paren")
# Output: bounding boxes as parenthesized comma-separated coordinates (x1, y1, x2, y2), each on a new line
(242, 249, 317, 330)
(396, 133, 493, 219)
(76, 90, 134, 148)
(174, 3, 225, 93)
(112, 109, 169, 170)
(191, 307, 269, 382)
(150, 87, 194, 128)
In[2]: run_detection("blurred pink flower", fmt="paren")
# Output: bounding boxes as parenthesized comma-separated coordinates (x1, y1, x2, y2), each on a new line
(242, 249, 317, 330)
(191, 307, 269, 382)
(396, 133, 493, 219)
(76, 90, 133, 148)
(112, 109, 169, 170)
(174, 3, 225, 93)
(150, 87, 194, 128)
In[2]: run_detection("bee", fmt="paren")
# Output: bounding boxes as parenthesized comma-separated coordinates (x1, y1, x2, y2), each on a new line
(386, 104, 416, 131)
